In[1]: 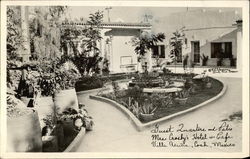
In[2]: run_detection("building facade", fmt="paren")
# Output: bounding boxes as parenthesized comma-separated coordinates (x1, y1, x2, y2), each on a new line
(63, 10, 242, 73)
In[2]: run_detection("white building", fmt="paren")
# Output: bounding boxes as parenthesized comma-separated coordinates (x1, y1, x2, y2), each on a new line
(62, 22, 152, 73)
(63, 9, 242, 73)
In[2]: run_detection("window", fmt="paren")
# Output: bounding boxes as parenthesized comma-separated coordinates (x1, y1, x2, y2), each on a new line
(152, 45, 165, 58)
(120, 56, 132, 65)
(211, 42, 232, 58)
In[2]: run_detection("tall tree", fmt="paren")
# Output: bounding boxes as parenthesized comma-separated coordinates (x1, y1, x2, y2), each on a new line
(131, 31, 165, 56)
(29, 6, 67, 60)
(169, 29, 185, 72)
(7, 6, 22, 61)
(60, 10, 104, 75)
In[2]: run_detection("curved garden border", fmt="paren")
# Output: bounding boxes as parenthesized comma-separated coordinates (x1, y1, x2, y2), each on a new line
(89, 77, 227, 131)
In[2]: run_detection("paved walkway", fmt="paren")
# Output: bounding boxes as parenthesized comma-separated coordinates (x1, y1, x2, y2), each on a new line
(73, 77, 242, 152)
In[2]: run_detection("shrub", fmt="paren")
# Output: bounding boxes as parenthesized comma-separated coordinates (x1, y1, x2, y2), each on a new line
(200, 54, 209, 66)
(75, 76, 104, 92)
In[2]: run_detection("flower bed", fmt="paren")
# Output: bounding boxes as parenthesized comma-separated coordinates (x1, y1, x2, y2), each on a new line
(100, 75, 223, 123)
(75, 72, 139, 92)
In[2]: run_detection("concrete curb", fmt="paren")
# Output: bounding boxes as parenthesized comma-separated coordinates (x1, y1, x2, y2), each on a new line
(90, 78, 227, 132)
(63, 128, 86, 152)
(76, 87, 110, 95)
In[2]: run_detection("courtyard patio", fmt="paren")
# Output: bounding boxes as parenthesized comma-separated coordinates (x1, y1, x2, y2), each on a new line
(4, 5, 245, 155)
(73, 76, 242, 152)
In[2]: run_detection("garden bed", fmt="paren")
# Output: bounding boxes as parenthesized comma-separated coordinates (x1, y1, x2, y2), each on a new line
(99, 76, 224, 123)
(152, 78, 223, 121)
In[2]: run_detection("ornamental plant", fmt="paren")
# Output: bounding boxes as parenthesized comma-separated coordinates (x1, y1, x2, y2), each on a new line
(177, 89, 190, 99)
(139, 98, 157, 114)
(54, 60, 81, 90)
(37, 59, 57, 96)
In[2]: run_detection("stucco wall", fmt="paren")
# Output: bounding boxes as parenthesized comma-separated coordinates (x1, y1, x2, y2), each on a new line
(181, 28, 237, 66)
(105, 29, 140, 73)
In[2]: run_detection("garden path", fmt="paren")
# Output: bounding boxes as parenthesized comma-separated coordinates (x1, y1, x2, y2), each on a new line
(73, 77, 242, 152)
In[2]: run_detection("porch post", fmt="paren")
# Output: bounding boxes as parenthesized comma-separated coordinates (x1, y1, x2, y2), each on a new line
(236, 20, 242, 73)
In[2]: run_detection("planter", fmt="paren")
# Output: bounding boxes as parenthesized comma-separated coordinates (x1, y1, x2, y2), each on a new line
(7, 109, 42, 152)
(175, 98, 188, 105)
(139, 113, 154, 122)
(42, 135, 58, 152)
(54, 88, 79, 114)
(62, 118, 79, 149)
(206, 82, 212, 89)
(35, 96, 54, 128)
(53, 123, 65, 151)
(62, 118, 79, 138)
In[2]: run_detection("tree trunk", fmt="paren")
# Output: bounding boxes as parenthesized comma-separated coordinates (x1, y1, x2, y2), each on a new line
(20, 6, 31, 62)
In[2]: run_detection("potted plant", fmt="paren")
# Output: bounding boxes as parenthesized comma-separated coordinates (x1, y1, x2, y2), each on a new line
(203, 76, 212, 89)
(200, 54, 209, 66)
(79, 104, 94, 131)
(230, 55, 236, 67)
(54, 60, 81, 113)
(42, 114, 56, 136)
(175, 89, 190, 105)
(35, 59, 57, 129)
(139, 99, 157, 122)
(41, 114, 60, 152)
(217, 50, 224, 66)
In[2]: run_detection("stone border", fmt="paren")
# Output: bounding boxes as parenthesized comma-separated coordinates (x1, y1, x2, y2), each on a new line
(76, 87, 110, 95)
(64, 128, 86, 152)
(63, 79, 130, 151)
(90, 78, 227, 131)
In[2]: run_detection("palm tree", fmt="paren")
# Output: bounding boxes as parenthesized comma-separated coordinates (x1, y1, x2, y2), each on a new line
(131, 31, 165, 72)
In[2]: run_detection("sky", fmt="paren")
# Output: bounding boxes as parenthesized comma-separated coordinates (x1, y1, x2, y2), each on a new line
(67, 6, 242, 24)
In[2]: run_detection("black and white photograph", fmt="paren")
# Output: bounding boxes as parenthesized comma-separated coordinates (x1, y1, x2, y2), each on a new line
(0, 0, 249, 158)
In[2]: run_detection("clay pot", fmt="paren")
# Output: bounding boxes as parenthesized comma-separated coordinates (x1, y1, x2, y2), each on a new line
(54, 88, 79, 114)
(175, 98, 188, 105)
(7, 109, 42, 152)
(139, 113, 154, 122)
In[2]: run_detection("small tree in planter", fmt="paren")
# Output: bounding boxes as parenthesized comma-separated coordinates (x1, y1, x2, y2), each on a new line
(200, 54, 209, 66)
(139, 98, 157, 122)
